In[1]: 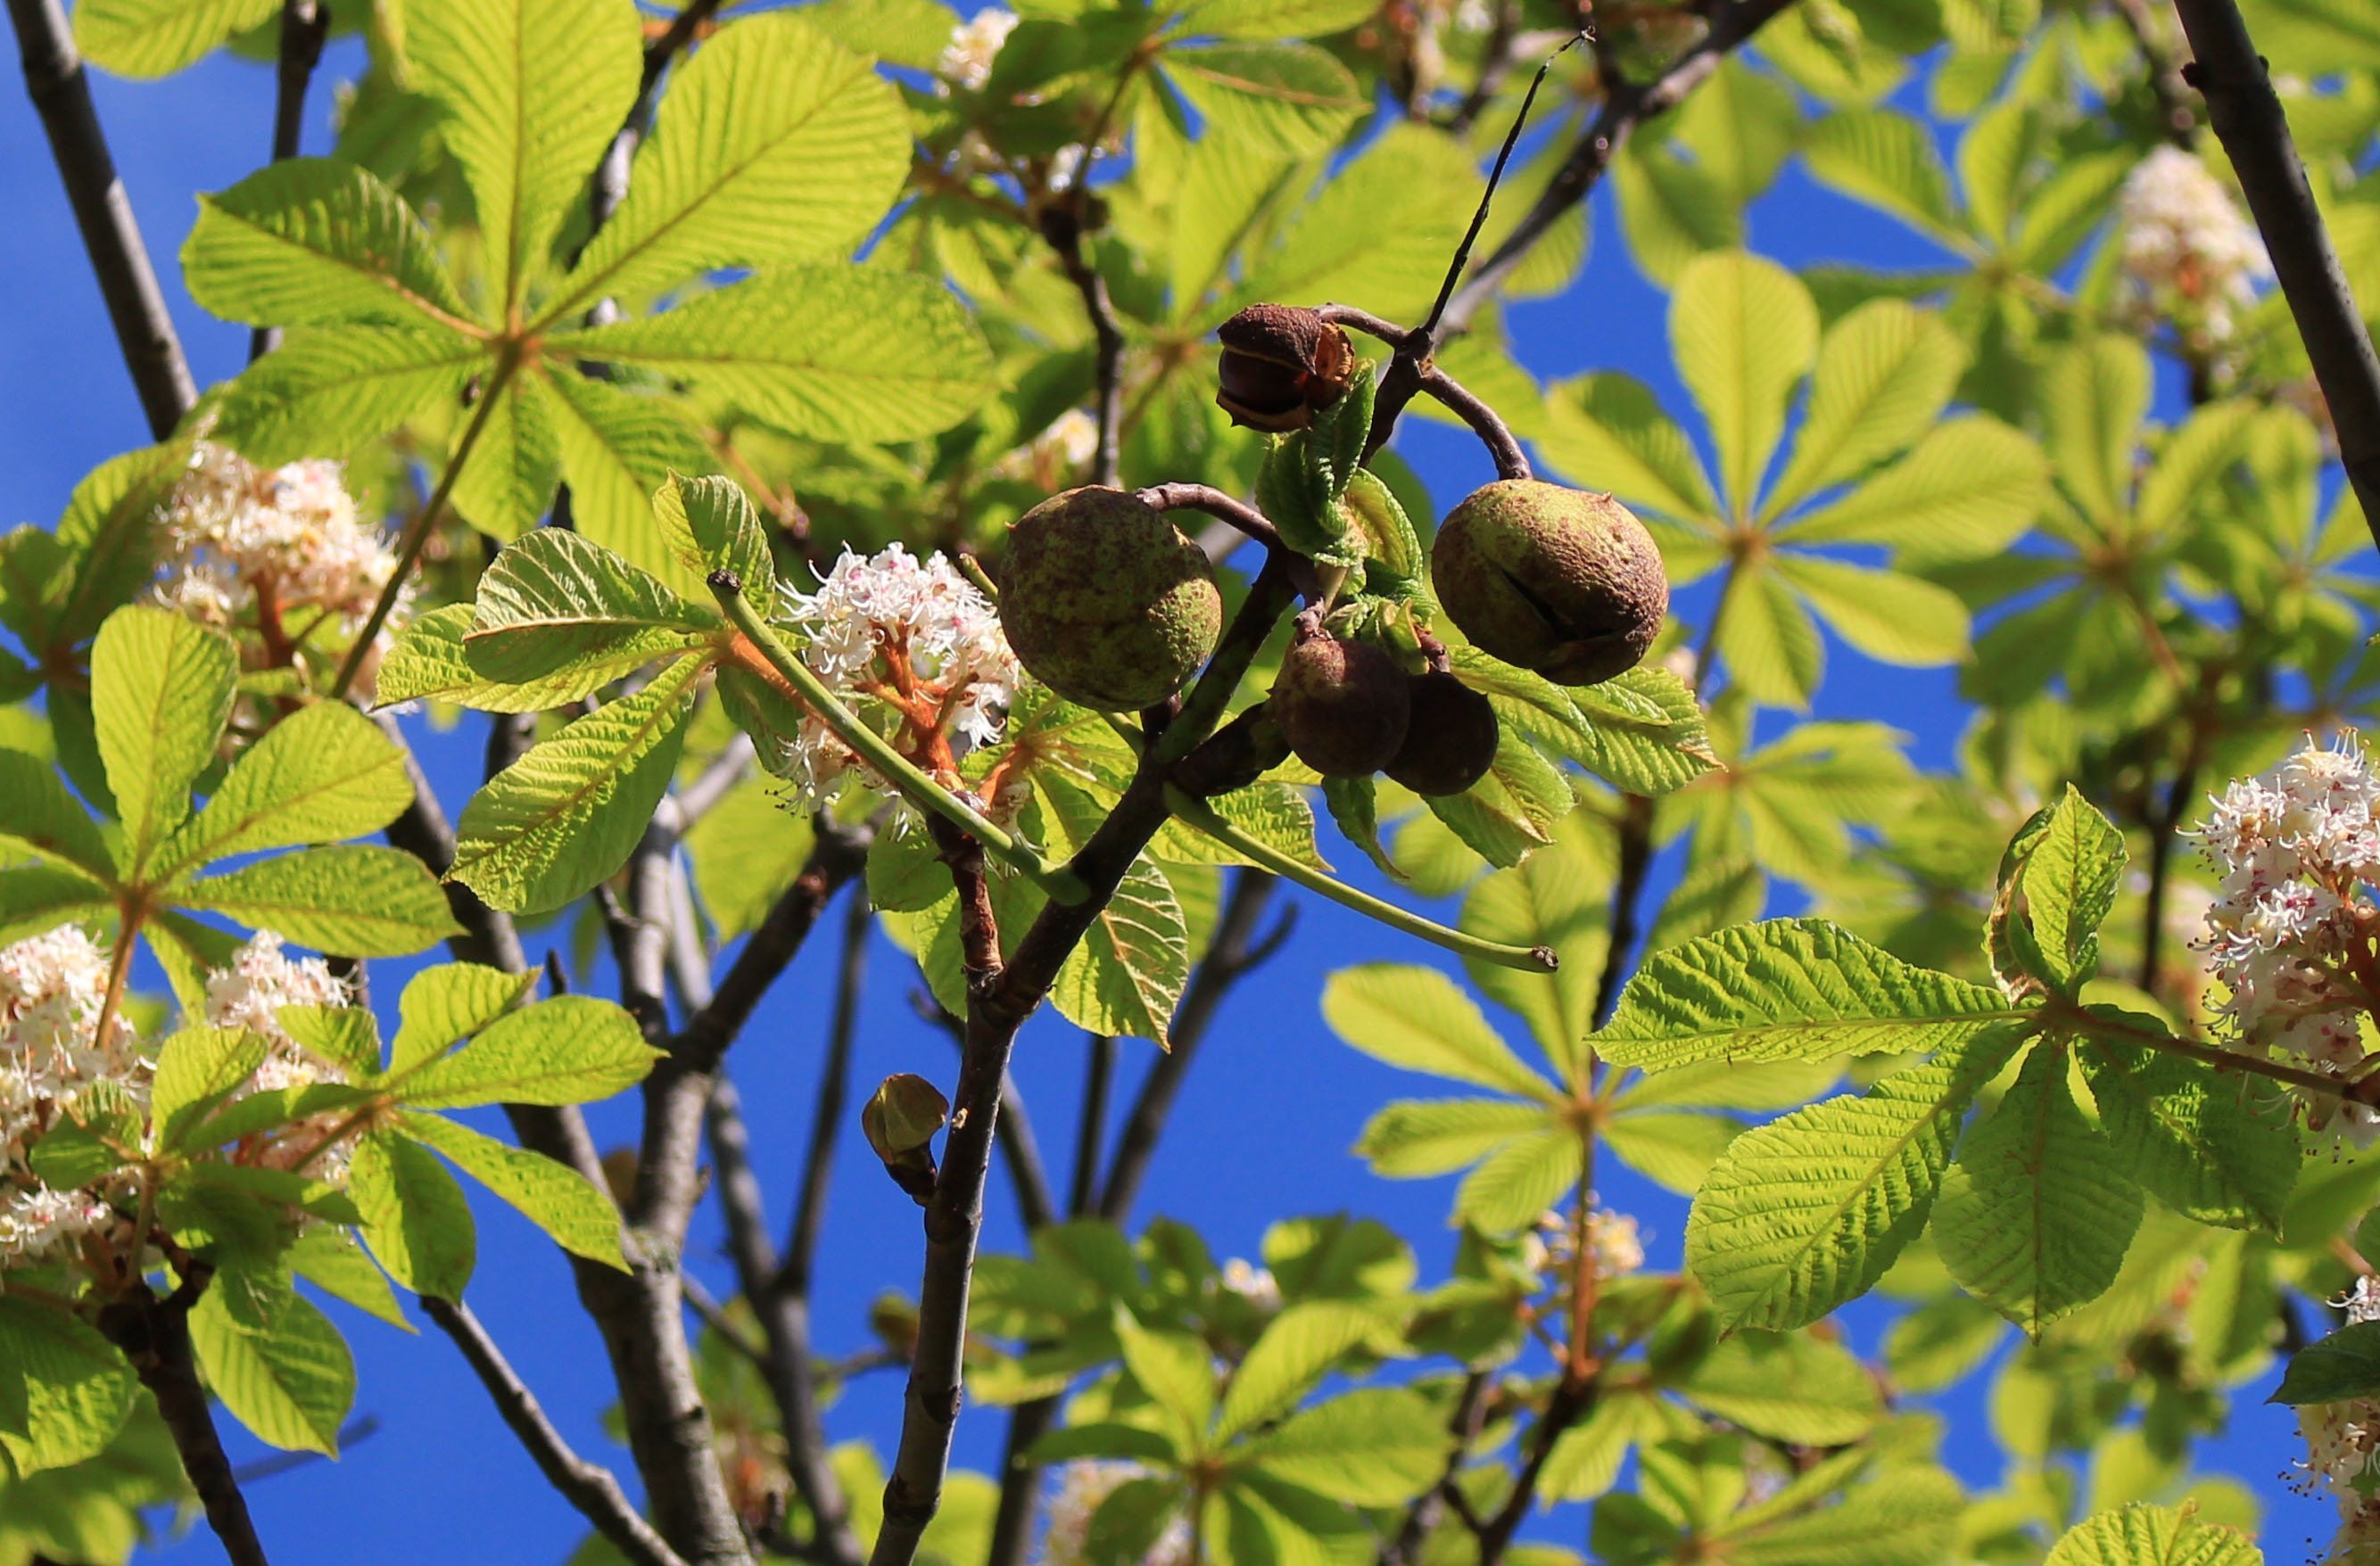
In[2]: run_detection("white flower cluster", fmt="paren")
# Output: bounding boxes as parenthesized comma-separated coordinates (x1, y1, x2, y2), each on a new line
(153, 442, 409, 696)
(2297, 1277, 2380, 1562)
(995, 409, 1101, 491)
(1219, 1257, 1281, 1315)
(2117, 145, 2271, 349)
(773, 544, 1022, 811)
(938, 7, 1017, 92)
(0, 927, 145, 1270)
(2194, 733, 2380, 1133)
(202, 935, 357, 1174)
(1043, 1462, 1193, 1566)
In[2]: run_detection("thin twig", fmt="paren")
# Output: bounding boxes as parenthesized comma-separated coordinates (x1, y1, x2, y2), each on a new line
(674, 820, 873, 1076)
(422, 1297, 692, 1566)
(1383, 1373, 1492, 1566)
(2171, 0, 2380, 551)
(1591, 794, 1657, 1028)
(1044, 208, 1125, 488)
(1069, 1034, 1114, 1217)
(1418, 364, 1531, 481)
(2111, 0, 2197, 147)
(1136, 483, 1292, 555)
(249, 0, 329, 361)
(1446, 1, 1522, 135)
(96, 1271, 269, 1566)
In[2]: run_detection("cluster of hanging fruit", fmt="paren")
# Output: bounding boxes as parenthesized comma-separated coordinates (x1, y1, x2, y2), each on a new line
(996, 303, 1669, 803)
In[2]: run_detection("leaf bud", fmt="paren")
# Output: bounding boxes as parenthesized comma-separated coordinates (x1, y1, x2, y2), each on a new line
(863, 1073, 949, 1205)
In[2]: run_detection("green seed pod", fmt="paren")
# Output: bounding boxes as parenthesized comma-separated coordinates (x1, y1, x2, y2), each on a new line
(1000, 487, 1224, 711)
(1269, 631, 1411, 779)
(1432, 480, 1669, 687)
(1384, 672, 1500, 796)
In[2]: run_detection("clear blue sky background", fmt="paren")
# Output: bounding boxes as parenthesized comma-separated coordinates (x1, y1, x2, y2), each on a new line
(0, 18, 2335, 1562)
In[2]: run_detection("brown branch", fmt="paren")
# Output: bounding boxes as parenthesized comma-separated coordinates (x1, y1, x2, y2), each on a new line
(1043, 206, 1124, 488)
(1382, 1372, 1492, 1566)
(421, 1298, 690, 1566)
(2111, 0, 2197, 148)
(1136, 483, 1291, 556)
(1069, 1033, 1114, 1217)
(1418, 365, 1531, 481)
(8, 0, 196, 439)
(1591, 794, 1657, 1028)
(249, 0, 328, 361)
(2172, 0, 2380, 552)
(674, 821, 872, 1075)
(913, 993, 1060, 1232)
(96, 1271, 268, 1566)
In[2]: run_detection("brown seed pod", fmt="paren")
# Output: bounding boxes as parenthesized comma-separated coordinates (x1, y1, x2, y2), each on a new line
(1384, 671, 1500, 796)
(1269, 631, 1412, 779)
(1432, 480, 1669, 687)
(1215, 303, 1357, 433)
(999, 487, 1224, 712)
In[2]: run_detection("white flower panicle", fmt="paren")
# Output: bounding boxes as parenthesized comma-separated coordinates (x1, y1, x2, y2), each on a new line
(2117, 145, 2270, 349)
(2298, 1279, 2380, 1562)
(2193, 733, 2380, 1133)
(1219, 1257, 1282, 1315)
(773, 543, 1022, 811)
(0, 927, 146, 1270)
(1591, 1210, 1646, 1278)
(938, 7, 1017, 91)
(1042, 1462, 1193, 1566)
(996, 408, 1102, 490)
(153, 442, 409, 696)
(202, 935, 358, 1173)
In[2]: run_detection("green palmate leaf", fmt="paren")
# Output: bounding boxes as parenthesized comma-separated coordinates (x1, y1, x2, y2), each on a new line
(1236, 1387, 1448, 1505)
(1214, 1302, 1381, 1441)
(1539, 372, 1719, 525)
(189, 1269, 355, 1455)
(1764, 299, 1964, 517)
(1356, 1098, 1549, 1177)
(2274, 1320, 2380, 1406)
(2079, 1036, 2298, 1231)
(70, 0, 275, 77)
(1599, 919, 2023, 1070)
(2011, 786, 2125, 992)
(1615, 141, 1742, 290)
(557, 268, 996, 444)
(1773, 556, 1971, 666)
(1166, 131, 1300, 309)
(448, 368, 562, 541)
(1459, 813, 1606, 1081)
(288, 1227, 411, 1332)
(155, 702, 413, 878)
(1674, 1331, 1881, 1445)
(1717, 566, 1824, 708)
(466, 526, 715, 694)
(2041, 336, 2152, 528)
(348, 1128, 476, 1298)
(539, 369, 719, 590)
(1320, 965, 1554, 1100)
(1718, 1463, 1966, 1561)
(1779, 413, 2046, 564)
(182, 158, 477, 331)
(1456, 1126, 1585, 1233)
(275, 1006, 381, 1077)
(1934, 1044, 2143, 1335)
(1601, 1110, 1741, 1194)
(173, 845, 461, 955)
(211, 327, 483, 465)
(689, 779, 815, 939)
(552, 12, 908, 317)
(1156, 781, 1327, 871)
(1540, 1389, 1669, 1502)
(1566, 668, 1723, 795)
(0, 750, 114, 878)
(1426, 729, 1571, 869)
(1160, 41, 1367, 157)
(1686, 1026, 2023, 1331)
(1050, 855, 1189, 1048)
(2044, 1503, 2263, 1566)
(149, 1026, 266, 1153)
(1237, 123, 1473, 321)
(651, 474, 773, 606)
(1798, 106, 1962, 240)
(89, 606, 235, 877)
(1114, 1313, 1214, 1452)
(50, 440, 192, 650)
(376, 604, 615, 713)
(1320, 775, 1401, 883)
(1177, 0, 1379, 39)
(399, 1111, 626, 1270)
(390, 962, 539, 1076)
(1087, 1478, 1190, 1566)
(393, 994, 657, 1109)
(1670, 251, 1818, 517)
(0, 1298, 135, 1477)
(1221, 1474, 1368, 1564)
(405, 0, 640, 310)
(449, 651, 705, 913)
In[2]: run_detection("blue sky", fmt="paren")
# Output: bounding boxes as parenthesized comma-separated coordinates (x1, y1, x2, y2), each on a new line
(0, 21, 2337, 1562)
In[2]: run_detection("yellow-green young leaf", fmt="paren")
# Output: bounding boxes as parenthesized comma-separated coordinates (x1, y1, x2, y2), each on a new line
(394, 993, 658, 1109)
(210, 327, 483, 466)
(1599, 918, 2022, 1070)
(1642, 853, 1768, 956)
(189, 1270, 355, 1455)
(2012, 152, 2140, 274)
(376, 604, 619, 713)
(1685, 1027, 2023, 1331)
(2044, 1504, 2262, 1566)
(1166, 133, 1299, 313)
(1716, 565, 1823, 710)
(1320, 965, 1553, 1099)
(1114, 1313, 1215, 1452)
(553, 12, 909, 315)
(390, 962, 540, 1076)
(90, 606, 234, 877)
(404, 0, 640, 310)
(1565, 665, 1723, 795)
(447, 368, 562, 542)
(1456, 1126, 1584, 1233)
(687, 779, 814, 941)
(1236, 124, 1474, 323)
(1717, 1463, 1965, 1558)
(2079, 1037, 2298, 1231)
(1425, 729, 1569, 870)
(1956, 99, 2030, 248)
(556, 268, 996, 445)
(1778, 413, 2046, 564)
(173, 845, 462, 955)
(1670, 251, 1817, 517)
(288, 1226, 411, 1331)
(1674, 1331, 1882, 1444)
(1214, 1302, 1381, 1442)
(1775, 556, 1971, 666)
(1935, 1044, 2143, 1335)
(651, 474, 773, 605)
(466, 526, 715, 695)
(541, 369, 720, 594)
(348, 1127, 476, 1298)
(2012, 785, 2125, 991)
(1159, 41, 1366, 157)
(275, 1007, 382, 1078)
(0, 1298, 135, 1477)
(2041, 336, 2152, 528)
(1459, 814, 1607, 1081)
(2135, 399, 2259, 539)
(1235, 1388, 1449, 1505)
(182, 158, 476, 331)
(2273, 1321, 2380, 1406)
(1539, 372, 1720, 527)
(0, 750, 115, 878)
(1885, 1291, 2004, 1393)
(398, 1110, 626, 1270)
(1084, 1476, 1188, 1566)
(70, 0, 274, 77)
(1154, 781, 1328, 871)
(1764, 300, 1965, 516)
(1672, 57, 1801, 207)
(1355, 1098, 1549, 1178)
(1613, 142, 1741, 289)
(1218, 1478, 1362, 1566)
(1539, 1388, 1667, 1501)
(156, 702, 413, 878)
(1050, 855, 1190, 1048)
(150, 1026, 267, 1153)
(1600, 1111, 1740, 1194)
(449, 651, 705, 913)
(1798, 107, 1961, 240)
(1176, 0, 1378, 37)
(1607, 1057, 1840, 1113)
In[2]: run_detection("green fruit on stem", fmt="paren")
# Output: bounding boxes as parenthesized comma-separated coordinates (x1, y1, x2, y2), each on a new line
(1384, 672, 1499, 796)
(1269, 631, 1411, 779)
(1432, 480, 1668, 687)
(999, 486, 1224, 712)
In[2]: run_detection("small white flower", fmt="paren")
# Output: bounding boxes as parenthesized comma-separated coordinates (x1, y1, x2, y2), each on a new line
(2117, 145, 2270, 346)
(1043, 1463, 1192, 1566)
(1591, 1211, 1645, 1277)
(938, 8, 1017, 91)
(201, 934, 359, 1174)
(1219, 1257, 1281, 1314)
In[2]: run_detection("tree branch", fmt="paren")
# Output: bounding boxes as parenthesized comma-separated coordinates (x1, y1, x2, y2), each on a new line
(2172, 0, 2380, 548)
(1043, 204, 1124, 488)
(674, 820, 873, 1076)
(2111, 0, 2197, 148)
(96, 1271, 268, 1566)
(7, 0, 195, 439)
(249, 0, 328, 361)
(1591, 794, 1657, 1027)
(1069, 1033, 1114, 1218)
